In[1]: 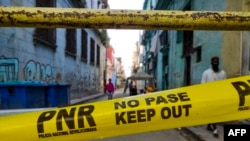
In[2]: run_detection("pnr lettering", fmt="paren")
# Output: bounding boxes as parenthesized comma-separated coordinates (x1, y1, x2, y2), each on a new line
(231, 80, 250, 108)
(37, 105, 96, 133)
(228, 129, 247, 136)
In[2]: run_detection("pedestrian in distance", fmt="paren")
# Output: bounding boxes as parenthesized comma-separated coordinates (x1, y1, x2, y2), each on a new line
(106, 78, 115, 100)
(145, 86, 153, 93)
(128, 81, 133, 96)
(201, 56, 226, 138)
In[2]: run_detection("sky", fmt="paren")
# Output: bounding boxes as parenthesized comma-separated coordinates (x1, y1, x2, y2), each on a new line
(107, 0, 144, 77)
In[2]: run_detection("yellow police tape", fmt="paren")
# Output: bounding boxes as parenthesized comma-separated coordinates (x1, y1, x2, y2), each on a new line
(1, 75, 250, 141)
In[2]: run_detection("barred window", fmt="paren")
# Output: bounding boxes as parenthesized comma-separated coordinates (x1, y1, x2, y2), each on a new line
(90, 38, 95, 65)
(69, 0, 86, 8)
(176, 31, 183, 43)
(81, 30, 88, 62)
(65, 29, 76, 57)
(160, 30, 169, 45)
(34, 0, 57, 49)
(96, 45, 100, 66)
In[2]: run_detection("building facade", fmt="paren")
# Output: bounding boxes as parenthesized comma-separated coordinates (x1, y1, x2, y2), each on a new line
(0, 0, 110, 99)
(142, 0, 250, 91)
(115, 57, 126, 88)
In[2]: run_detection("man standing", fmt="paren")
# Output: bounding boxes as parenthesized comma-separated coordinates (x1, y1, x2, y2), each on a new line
(201, 56, 226, 137)
(128, 81, 133, 96)
(106, 78, 115, 100)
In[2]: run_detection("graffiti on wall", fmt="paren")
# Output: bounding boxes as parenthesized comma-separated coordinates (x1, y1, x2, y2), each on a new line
(0, 56, 19, 82)
(65, 67, 100, 92)
(0, 57, 100, 94)
(23, 60, 55, 82)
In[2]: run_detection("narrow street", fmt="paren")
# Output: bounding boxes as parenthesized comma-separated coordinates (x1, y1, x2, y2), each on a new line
(82, 89, 202, 141)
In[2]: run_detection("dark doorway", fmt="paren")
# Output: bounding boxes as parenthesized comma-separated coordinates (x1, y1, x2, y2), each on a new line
(182, 1, 193, 86)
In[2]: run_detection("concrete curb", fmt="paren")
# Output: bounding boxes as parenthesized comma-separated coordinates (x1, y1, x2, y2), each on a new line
(70, 93, 105, 105)
(181, 127, 205, 141)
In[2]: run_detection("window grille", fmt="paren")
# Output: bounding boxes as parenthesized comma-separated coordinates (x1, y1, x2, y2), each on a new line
(65, 29, 76, 57)
(81, 30, 88, 62)
(34, 0, 56, 49)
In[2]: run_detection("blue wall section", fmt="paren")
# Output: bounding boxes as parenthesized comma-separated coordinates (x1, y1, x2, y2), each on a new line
(142, 0, 229, 90)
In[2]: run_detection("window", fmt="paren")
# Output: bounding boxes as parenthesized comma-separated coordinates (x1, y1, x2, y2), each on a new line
(153, 55, 157, 69)
(182, 31, 193, 57)
(165, 73, 168, 89)
(160, 31, 169, 46)
(176, 30, 183, 43)
(97, 0, 109, 9)
(91, 0, 94, 8)
(196, 46, 202, 62)
(81, 30, 88, 62)
(69, 0, 86, 8)
(96, 45, 100, 66)
(65, 29, 76, 57)
(90, 38, 95, 65)
(34, 0, 56, 49)
(163, 55, 168, 66)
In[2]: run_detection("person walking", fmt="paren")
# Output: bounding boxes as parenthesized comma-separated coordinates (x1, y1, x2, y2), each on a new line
(106, 78, 115, 100)
(128, 81, 133, 96)
(201, 56, 226, 137)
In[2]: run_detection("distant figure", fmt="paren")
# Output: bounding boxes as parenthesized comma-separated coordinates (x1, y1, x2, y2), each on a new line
(127, 81, 137, 96)
(106, 78, 115, 100)
(128, 81, 133, 95)
(201, 56, 226, 137)
(145, 86, 153, 93)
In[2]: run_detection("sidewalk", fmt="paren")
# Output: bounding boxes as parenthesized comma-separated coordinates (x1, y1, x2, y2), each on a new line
(70, 88, 125, 105)
(184, 120, 250, 141)
(70, 92, 105, 105)
(184, 124, 224, 141)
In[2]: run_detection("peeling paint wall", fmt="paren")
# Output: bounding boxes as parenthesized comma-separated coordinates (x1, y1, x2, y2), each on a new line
(142, 0, 250, 91)
(167, 0, 190, 89)
(0, 57, 18, 82)
(190, 0, 225, 85)
(164, 0, 247, 87)
(151, 0, 231, 89)
(240, 0, 250, 76)
(221, 0, 243, 78)
(0, 0, 106, 99)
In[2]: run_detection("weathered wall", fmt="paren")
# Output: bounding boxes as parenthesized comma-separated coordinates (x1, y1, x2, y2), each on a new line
(191, 0, 226, 84)
(0, 0, 106, 99)
(156, 0, 229, 89)
(167, 0, 190, 89)
(241, 0, 250, 76)
(221, 0, 243, 78)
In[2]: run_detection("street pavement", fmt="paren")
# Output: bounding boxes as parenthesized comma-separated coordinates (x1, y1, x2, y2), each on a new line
(87, 129, 190, 141)
(70, 88, 250, 141)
